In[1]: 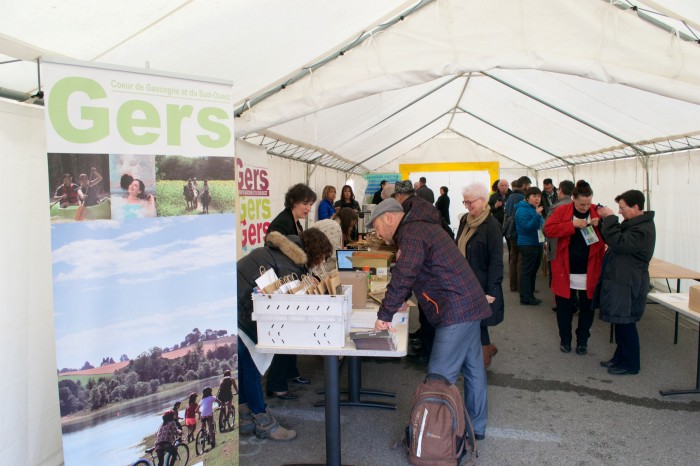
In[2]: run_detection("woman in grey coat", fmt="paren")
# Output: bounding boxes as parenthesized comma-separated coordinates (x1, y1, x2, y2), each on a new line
(595, 190, 656, 375)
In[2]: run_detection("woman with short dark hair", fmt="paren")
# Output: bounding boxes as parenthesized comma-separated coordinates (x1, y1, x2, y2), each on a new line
(268, 183, 317, 237)
(515, 187, 544, 305)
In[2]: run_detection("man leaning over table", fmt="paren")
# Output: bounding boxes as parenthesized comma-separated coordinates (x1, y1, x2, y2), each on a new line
(369, 198, 492, 440)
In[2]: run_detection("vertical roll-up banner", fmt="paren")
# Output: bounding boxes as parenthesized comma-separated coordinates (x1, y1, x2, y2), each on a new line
(44, 60, 239, 465)
(237, 147, 271, 253)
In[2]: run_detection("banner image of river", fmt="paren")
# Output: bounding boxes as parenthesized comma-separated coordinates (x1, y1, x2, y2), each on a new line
(52, 214, 238, 464)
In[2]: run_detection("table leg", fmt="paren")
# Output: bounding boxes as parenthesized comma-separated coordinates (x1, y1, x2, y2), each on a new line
(673, 279, 681, 344)
(660, 322, 700, 396)
(315, 356, 397, 409)
(324, 355, 341, 466)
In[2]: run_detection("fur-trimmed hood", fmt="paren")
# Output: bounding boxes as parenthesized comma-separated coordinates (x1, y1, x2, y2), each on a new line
(265, 231, 307, 265)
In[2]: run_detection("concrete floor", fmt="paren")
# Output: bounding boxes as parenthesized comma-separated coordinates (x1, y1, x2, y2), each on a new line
(240, 257, 700, 465)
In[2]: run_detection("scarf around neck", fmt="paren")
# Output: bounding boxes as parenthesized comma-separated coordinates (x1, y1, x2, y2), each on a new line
(457, 205, 491, 257)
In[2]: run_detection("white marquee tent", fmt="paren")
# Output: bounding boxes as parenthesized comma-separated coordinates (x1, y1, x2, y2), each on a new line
(2, 0, 700, 464)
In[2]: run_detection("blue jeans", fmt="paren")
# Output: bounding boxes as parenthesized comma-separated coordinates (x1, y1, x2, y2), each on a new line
(238, 338, 267, 414)
(428, 320, 488, 435)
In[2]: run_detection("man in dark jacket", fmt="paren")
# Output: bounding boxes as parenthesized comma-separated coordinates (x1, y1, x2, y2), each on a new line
(504, 176, 531, 292)
(369, 198, 491, 440)
(488, 179, 511, 225)
(540, 178, 558, 218)
(372, 180, 387, 205)
(596, 190, 656, 375)
(415, 176, 435, 204)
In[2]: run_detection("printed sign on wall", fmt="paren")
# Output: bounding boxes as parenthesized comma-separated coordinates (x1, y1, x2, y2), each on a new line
(236, 148, 271, 252)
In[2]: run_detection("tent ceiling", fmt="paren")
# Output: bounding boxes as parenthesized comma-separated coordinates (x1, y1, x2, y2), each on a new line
(1, 0, 700, 173)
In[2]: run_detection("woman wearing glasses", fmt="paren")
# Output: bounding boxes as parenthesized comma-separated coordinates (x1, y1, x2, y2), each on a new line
(455, 182, 504, 368)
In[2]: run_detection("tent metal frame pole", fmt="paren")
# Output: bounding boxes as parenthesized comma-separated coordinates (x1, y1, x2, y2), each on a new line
(449, 129, 529, 169)
(456, 106, 573, 167)
(482, 71, 648, 157)
(234, 0, 437, 118)
(446, 74, 471, 129)
(359, 74, 463, 137)
(348, 110, 452, 172)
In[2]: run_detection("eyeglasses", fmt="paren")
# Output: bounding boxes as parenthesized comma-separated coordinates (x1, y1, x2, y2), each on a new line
(462, 199, 480, 206)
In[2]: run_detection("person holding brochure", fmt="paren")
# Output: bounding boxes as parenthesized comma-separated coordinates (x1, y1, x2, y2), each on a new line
(369, 198, 491, 440)
(544, 180, 604, 355)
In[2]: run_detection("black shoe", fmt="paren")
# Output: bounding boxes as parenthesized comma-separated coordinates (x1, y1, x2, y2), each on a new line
(600, 359, 617, 368)
(474, 433, 485, 441)
(551, 307, 557, 312)
(560, 345, 571, 353)
(407, 353, 429, 363)
(608, 366, 639, 375)
(290, 376, 310, 384)
(266, 390, 298, 400)
(575, 345, 588, 355)
(520, 298, 542, 305)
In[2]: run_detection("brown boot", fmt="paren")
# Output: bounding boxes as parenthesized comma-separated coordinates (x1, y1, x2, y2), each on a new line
(253, 409, 297, 441)
(239, 403, 255, 436)
(483, 344, 498, 368)
(482, 345, 492, 368)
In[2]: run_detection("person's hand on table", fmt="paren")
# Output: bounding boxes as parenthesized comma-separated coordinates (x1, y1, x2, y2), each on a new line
(375, 319, 396, 332)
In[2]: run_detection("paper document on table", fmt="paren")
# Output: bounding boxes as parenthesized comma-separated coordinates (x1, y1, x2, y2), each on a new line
(661, 294, 689, 303)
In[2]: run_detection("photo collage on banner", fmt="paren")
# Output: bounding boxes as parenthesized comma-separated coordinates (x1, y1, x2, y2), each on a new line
(44, 61, 239, 465)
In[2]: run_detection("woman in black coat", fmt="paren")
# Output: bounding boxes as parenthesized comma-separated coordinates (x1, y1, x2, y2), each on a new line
(237, 229, 333, 439)
(595, 190, 655, 375)
(435, 186, 451, 226)
(455, 182, 504, 368)
(267, 183, 317, 237)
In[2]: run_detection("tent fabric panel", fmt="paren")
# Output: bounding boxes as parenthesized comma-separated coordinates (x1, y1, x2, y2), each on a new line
(375, 136, 528, 173)
(268, 76, 460, 154)
(459, 75, 622, 159)
(450, 113, 554, 167)
(489, 69, 700, 148)
(236, 0, 700, 136)
(0, 98, 64, 466)
(355, 115, 453, 170)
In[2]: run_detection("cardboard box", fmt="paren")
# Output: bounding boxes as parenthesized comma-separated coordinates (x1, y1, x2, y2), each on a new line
(350, 251, 392, 270)
(252, 285, 352, 348)
(339, 271, 368, 308)
(689, 285, 700, 312)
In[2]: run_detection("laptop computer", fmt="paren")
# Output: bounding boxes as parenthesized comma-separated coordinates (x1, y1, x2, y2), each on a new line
(336, 249, 370, 272)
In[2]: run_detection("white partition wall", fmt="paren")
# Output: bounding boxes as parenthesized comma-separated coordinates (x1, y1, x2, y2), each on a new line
(540, 151, 700, 291)
(0, 98, 63, 465)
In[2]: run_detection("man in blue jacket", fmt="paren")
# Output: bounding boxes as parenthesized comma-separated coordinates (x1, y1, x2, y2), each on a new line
(369, 198, 492, 440)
